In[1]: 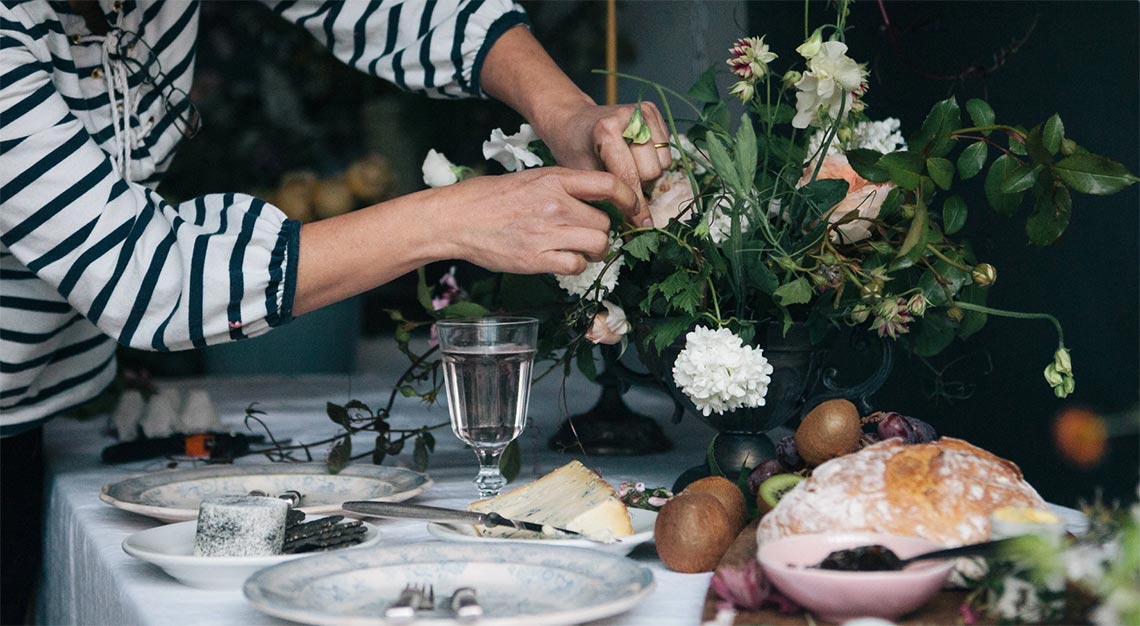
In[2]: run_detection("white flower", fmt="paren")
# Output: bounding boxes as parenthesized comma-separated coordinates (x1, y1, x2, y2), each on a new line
(482, 124, 543, 172)
(672, 326, 774, 416)
(796, 28, 824, 59)
(554, 238, 623, 298)
(584, 300, 631, 345)
(792, 41, 867, 129)
(648, 170, 696, 227)
(806, 118, 908, 158)
(421, 149, 459, 187)
(706, 194, 750, 245)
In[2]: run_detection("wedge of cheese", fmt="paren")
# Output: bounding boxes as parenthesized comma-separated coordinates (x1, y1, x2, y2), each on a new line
(466, 460, 633, 542)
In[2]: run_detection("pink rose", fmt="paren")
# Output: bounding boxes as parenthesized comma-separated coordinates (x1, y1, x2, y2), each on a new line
(584, 301, 631, 345)
(647, 170, 695, 228)
(799, 154, 894, 244)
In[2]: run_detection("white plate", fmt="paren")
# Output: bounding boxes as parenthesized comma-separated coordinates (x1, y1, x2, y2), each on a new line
(243, 542, 654, 626)
(122, 517, 382, 589)
(426, 507, 657, 556)
(101, 463, 432, 522)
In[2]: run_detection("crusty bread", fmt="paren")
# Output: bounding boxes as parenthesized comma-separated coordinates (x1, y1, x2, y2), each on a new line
(757, 437, 1049, 547)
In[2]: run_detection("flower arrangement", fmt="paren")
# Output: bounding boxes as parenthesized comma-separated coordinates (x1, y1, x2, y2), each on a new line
(401, 1, 1136, 422)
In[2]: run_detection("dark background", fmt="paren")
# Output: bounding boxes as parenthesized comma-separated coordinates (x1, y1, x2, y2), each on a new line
(146, 1, 1137, 507)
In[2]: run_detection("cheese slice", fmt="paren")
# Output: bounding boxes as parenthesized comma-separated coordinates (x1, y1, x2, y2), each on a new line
(466, 460, 633, 542)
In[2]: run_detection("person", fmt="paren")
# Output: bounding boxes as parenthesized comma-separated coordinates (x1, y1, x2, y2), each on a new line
(0, 1, 672, 622)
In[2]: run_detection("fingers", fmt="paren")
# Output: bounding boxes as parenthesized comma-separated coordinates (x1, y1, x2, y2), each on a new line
(643, 102, 673, 169)
(550, 168, 639, 220)
(594, 128, 653, 227)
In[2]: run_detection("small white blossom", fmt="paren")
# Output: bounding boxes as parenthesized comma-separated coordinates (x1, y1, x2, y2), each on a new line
(706, 194, 751, 245)
(554, 238, 623, 298)
(993, 576, 1044, 622)
(421, 149, 459, 187)
(669, 134, 709, 174)
(482, 124, 543, 172)
(792, 41, 867, 129)
(672, 326, 774, 416)
(584, 300, 631, 345)
(806, 118, 908, 158)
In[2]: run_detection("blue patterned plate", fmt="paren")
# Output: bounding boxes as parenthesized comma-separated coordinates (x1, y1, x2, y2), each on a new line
(101, 463, 432, 522)
(243, 542, 655, 626)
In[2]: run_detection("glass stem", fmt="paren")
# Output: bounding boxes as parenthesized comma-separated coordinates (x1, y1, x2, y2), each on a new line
(473, 449, 506, 497)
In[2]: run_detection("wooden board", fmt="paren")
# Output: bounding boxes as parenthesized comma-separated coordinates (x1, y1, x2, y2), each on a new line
(701, 520, 986, 625)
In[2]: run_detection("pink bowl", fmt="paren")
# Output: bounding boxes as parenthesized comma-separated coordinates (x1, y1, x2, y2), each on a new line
(757, 532, 955, 624)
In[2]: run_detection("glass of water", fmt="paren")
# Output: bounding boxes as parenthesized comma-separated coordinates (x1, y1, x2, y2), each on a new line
(436, 317, 538, 497)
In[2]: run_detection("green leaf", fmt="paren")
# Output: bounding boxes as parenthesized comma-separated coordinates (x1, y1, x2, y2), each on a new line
(687, 66, 719, 104)
(966, 99, 995, 131)
(877, 187, 903, 220)
(660, 270, 702, 314)
(800, 178, 849, 217)
(398, 385, 418, 398)
(911, 97, 961, 157)
(623, 232, 660, 261)
(896, 202, 929, 260)
(879, 151, 926, 191)
(918, 255, 970, 307)
(913, 313, 957, 357)
(957, 142, 988, 180)
(846, 149, 891, 183)
(438, 301, 491, 319)
(1054, 153, 1140, 195)
(499, 440, 521, 482)
(957, 284, 989, 339)
(649, 316, 696, 353)
(371, 435, 387, 465)
(985, 155, 1025, 216)
(326, 402, 351, 429)
(1001, 162, 1043, 194)
(926, 157, 955, 190)
(735, 114, 758, 188)
(412, 435, 429, 472)
(327, 437, 351, 474)
(1008, 133, 1028, 156)
(345, 399, 371, 414)
(1042, 114, 1064, 155)
(1026, 185, 1072, 246)
(576, 343, 598, 381)
(942, 195, 968, 235)
(705, 131, 741, 192)
(744, 256, 779, 295)
(773, 277, 812, 306)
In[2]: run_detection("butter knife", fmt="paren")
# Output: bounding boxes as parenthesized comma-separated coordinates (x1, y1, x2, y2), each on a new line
(341, 501, 596, 541)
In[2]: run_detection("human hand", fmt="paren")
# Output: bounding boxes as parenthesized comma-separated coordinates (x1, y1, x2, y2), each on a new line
(534, 101, 672, 228)
(433, 167, 638, 276)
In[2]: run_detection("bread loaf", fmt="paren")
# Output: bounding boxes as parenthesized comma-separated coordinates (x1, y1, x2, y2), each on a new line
(757, 437, 1049, 548)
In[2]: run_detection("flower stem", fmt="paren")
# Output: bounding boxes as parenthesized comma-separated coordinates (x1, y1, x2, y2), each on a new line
(951, 301, 1065, 346)
(924, 243, 972, 272)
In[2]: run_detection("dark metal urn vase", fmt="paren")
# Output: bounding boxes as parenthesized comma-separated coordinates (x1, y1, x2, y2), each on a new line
(635, 322, 893, 490)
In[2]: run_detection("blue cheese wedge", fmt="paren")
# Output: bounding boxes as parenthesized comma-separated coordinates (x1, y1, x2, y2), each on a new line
(466, 460, 633, 542)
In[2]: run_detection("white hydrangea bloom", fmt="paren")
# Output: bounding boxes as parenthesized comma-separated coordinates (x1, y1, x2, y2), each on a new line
(672, 326, 774, 416)
(554, 238, 623, 299)
(706, 194, 750, 245)
(806, 118, 908, 159)
(482, 124, 543, 172)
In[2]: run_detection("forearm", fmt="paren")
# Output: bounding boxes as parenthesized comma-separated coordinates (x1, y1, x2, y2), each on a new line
(479, 25, 595, 139)
(293, 190, 452, 317)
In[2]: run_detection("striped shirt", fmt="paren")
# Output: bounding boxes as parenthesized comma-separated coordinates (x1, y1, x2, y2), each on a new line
(0, 0, 526, 436)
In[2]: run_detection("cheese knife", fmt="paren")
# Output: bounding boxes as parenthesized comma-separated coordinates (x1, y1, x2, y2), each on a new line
(341, 501, 600, 541)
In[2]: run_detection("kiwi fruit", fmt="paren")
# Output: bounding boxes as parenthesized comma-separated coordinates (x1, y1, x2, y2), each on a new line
(757, 473, 804, 514)
(654, 492, 736, 573)
(795, 398, 863, 466)
(681, 476, 748, 534)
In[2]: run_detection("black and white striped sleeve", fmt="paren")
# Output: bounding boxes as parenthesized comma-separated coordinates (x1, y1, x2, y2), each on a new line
(0, 23, 299, 353)
(261, 0, 528, 98)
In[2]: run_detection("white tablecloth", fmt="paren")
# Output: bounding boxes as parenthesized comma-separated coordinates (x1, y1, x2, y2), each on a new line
(37, 359, 725, 625)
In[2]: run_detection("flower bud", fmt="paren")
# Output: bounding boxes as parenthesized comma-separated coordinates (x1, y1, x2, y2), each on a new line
(850, 97, 867, 114)
(782, 70, 802, 88)
(850, 304, 871, 324)
(860, 281, 881, 299)
(1052, 347, 1073, 376)
(947, 306, 964, 322)
(796, 28, 824, 59)
(729, 80, 756, 103)
(836, 127, 854, 143)
(901, 204, 916, 219)
(907, 293, 929, 317)
(971, 263, 997, 287)
(584, 301, 631, 345)
(622, 106, 652, 144)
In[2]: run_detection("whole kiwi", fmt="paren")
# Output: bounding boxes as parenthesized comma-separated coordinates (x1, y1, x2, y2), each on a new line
(681, 476, 748, 534)
(795, 399, 862, 466)
(654, 492, 736, 573)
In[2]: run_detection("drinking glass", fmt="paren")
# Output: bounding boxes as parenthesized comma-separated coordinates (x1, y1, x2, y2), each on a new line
(436, 317, 538, 497)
